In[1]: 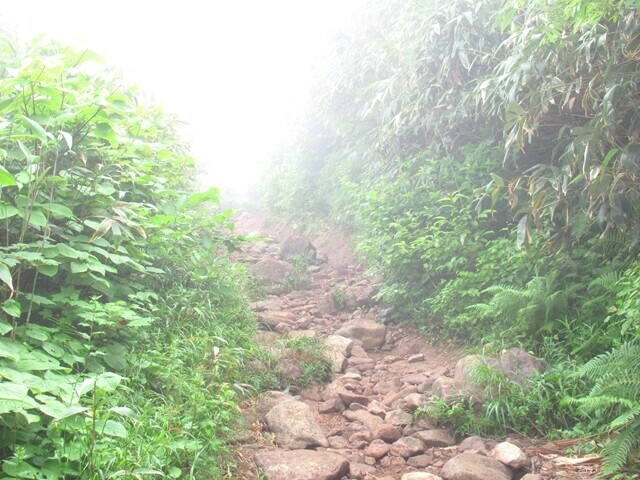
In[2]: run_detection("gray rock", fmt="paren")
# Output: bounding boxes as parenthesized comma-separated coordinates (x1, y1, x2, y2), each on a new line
(334, 319, 387, 350)
(432, 377, 462, 404)
(325, 335, 353, 357)
(490, 441, 528, 469)
(265, 399, 328, 448)
(374, 379, 404, 395)
(441, 453, 513, 480)
(254, 449, 348, 480)
(404, 393, 426, 411)
(413, 429, 456, 448)
(407, 453, 435, 468)
(257, 391, 295, 420)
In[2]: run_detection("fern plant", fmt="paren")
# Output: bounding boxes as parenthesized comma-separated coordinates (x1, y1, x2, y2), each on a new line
(469, 274, 574, 342)
(569, 340, 640, 475)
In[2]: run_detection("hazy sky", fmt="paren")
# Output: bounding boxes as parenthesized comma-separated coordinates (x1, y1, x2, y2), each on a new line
(0, 1, 364, 196)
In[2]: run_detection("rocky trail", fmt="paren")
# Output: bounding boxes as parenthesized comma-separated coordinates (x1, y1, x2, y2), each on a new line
(229, 213, 600, 480)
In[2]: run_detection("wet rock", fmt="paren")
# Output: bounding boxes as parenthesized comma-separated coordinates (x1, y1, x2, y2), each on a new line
(490, 441, 527, 470)
(334, 319, 387, 350)
(253, 449, 348, 480)
(414, 429, 456, 448)
(390, 437, 425, 458)
(441, 452, 513, 480)
(372, 423, 402, 442)
(265, 399, 328, 448)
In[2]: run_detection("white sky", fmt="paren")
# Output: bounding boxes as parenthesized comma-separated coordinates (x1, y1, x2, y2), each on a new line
(0, 1, 364, 197)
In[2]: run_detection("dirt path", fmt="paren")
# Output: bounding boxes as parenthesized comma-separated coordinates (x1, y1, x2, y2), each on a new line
(229, 212, 600, 480)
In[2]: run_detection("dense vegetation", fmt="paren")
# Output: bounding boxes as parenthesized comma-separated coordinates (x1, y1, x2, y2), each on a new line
(0, 37, 262, 478)
(263, 0, 640, 475)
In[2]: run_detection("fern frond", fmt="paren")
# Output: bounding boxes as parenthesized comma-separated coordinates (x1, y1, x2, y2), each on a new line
(601, 420, 640, 475)
(610, 405, 640, 429)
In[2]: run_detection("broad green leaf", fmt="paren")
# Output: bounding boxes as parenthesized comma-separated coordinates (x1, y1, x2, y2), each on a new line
(0, 319, 12, 335)
(0, 338, 22, 361)
(110, 406, 136, 418)
(42, 341, 65, 358)
(41, 203, 75, 219)
(27, 209, 48, 228)
(2, 458, 40, 478)
(36, 264, 59, 277)
(184, 187, 220, 208)
(0, 165, 17, 186)
(0, 203, 18, 219)
(19, 114, 49, 142)
(96, 419, 127, 438)
(95, 371, 123, 392)
(0, 263, 14, 291)
(2, 299, 21, 318)
(55, 405, 89, 420)
(70, 261, 88, 274)
(59, 130, 73, 149)
(0, 382, 30, 402)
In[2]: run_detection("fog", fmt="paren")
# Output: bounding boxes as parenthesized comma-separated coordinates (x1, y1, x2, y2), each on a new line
(0, 1, 364, 198)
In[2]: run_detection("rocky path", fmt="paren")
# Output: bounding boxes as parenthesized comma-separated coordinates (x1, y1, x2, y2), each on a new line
(230, 212, 600, 480)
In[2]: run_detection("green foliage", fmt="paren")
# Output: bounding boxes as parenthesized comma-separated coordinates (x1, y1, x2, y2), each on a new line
(276, 335, 333, 390)
(568, 340, 640, 475)
(261, 0, 640, 473)
(280, 255, 311, 292)
(0, 36, 258, 478)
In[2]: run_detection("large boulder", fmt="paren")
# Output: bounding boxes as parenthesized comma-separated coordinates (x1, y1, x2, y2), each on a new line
(498, 348, 545, 386)
(254, 450, 349, 480)
(441, 453, 513, 480)
(280, 235, 317, 260)
(490, 441, 527, 469)
(251, 259, 293, 284)
(334, 319, 387, 350)
(265, 399, 328, 448)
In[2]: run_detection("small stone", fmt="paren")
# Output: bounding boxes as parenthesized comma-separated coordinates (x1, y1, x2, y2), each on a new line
(374, 379, 404, 395)
(441, 452, 512, 480)
(349, 430, 372, 444)
(407, 453, 435, 468)
(328, 436, 350, 449)
(413, 429, 456, 448)
(459, 435, 488, 455)
(390, 437, 425, 458)
(404, 393, 426, 411)
(372, 423, 402, 442)
(400, 473, 442, 480)
(343, 409, 384, 430)
(364, 439, 390, 459)
(319, 397, 345, 414)
(408, 354, 425, 363)
(490, 441, 528, 470)
(520, 475, 543, 480)
(367, 400, 388, 417)
(385, 408, 414, 426)
(349, 463, 377, 480)
(253, 449, 349, 480)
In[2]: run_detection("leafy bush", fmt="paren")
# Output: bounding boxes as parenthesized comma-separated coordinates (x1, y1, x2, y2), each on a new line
(0, 36, 258, 478)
